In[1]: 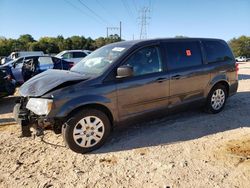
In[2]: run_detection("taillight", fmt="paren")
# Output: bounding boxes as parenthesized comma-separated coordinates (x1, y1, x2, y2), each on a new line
(235, 62, 239, 78)
(69, 63, 74, 68)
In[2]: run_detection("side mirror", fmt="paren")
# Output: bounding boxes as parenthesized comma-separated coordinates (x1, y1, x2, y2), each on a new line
(116, 65, 133, 78)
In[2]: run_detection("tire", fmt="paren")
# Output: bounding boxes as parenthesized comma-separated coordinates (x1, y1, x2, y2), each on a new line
(205, 84, 227, 114)
(62, 109, 111, 154)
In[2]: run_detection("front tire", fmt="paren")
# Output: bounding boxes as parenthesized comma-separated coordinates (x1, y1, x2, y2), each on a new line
(205, 84, 227, 114)
(63, 109, 111, 154)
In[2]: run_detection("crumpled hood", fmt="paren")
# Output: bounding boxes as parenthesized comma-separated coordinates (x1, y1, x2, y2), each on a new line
(19, 69, 88, 97)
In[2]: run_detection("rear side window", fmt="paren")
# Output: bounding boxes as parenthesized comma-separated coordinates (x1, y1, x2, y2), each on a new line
(73, 52, 87, 58)
(203, 40, 234, 63)
(165, 41, 202, 70)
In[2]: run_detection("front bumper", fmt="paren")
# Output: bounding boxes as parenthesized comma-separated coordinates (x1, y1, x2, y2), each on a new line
(13, 98, 64, 137)
(229, 81, 238, 97)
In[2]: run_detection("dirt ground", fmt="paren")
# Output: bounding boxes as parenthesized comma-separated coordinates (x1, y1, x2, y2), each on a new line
(0, 63, 250, 188)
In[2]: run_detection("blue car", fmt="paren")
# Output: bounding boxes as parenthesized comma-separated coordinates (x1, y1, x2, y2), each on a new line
(0, 55, 74, 84)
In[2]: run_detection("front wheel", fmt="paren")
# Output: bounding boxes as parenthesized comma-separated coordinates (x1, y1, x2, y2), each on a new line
(205, 84, 227, 114)
(62, 109, 111, 154)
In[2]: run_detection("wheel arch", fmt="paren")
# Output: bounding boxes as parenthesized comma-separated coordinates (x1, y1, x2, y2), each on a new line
(66, 103, 114, 128)
(206, 75, 230, 97)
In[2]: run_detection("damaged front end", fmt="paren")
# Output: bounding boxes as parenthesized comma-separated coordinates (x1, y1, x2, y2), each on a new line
(13, 96, 56, 137)
(13, 69, 89, 137)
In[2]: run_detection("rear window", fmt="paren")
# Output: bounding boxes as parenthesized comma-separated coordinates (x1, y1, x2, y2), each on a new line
(165, 41, 202, 70)
(203, 40, 234, 63)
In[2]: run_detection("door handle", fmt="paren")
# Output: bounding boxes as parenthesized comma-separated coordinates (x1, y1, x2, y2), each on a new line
(171, 75, 181, 80)
(155, 77, 168, 83)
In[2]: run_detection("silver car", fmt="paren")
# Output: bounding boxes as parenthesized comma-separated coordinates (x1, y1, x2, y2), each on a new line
(55, 50, 90, 64)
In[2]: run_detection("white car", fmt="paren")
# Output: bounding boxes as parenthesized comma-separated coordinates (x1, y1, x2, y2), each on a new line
(235, 56, 247, 62)
(55, 50, 90, 64)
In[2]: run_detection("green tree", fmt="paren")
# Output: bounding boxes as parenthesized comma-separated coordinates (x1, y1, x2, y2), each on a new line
(0, 37, 10, 56)
(93, 37, 106, 49)
(28, 41, 41, 51)
(18, 34, 35, 44)
(38, 37, 59, 54)
(18, 34, 35, 50)
(56, 35, 65, 51)
(228, 35, 250, 57)
(0, 33, 123, 57)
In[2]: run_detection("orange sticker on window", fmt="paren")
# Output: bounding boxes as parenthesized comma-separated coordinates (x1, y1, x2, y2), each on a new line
(186, 49, 191, 56)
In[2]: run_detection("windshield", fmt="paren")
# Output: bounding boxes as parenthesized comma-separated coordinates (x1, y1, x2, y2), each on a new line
(71, 44, 128, 75)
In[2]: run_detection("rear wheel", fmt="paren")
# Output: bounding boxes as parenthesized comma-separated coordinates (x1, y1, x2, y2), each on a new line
(62, 109, 111, 153)
(205, 84, 227, 114)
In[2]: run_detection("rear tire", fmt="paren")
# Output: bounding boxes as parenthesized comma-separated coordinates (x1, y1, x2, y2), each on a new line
(205, 84, 227, 114)
(62, 109, 111, 154)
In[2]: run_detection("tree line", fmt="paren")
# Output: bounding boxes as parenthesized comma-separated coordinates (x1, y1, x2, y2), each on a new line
(0, 34, 249, 57)
(228, 36, 250, 57)
(0, 34, 121, 57)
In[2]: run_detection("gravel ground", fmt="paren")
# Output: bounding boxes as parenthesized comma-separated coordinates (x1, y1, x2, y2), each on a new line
(0, 63, 249, 188)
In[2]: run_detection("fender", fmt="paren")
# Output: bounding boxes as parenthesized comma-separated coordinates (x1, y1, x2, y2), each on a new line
(53, 95, 117, 122)
(204, 74, 230, 97)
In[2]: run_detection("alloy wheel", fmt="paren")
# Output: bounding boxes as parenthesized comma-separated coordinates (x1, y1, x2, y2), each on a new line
(73, 116, 105, 148)
(211, 88, 225, 110)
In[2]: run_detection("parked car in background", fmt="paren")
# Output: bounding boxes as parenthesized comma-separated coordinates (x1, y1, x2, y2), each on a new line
(1, 51, 44, 65)
(0, 55, 74, 84)
(0, 67, 16, 98)
(55, 50, 90, 64)
(235, 56, 247, 62)
(14, 38, 238, 154)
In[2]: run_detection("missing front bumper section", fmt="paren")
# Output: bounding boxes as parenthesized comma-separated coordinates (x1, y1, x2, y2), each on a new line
(14, 103, 48, 137)
(13, 103, 63, 137)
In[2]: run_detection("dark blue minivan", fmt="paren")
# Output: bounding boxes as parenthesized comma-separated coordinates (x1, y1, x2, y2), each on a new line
(14, 38, 238, 153)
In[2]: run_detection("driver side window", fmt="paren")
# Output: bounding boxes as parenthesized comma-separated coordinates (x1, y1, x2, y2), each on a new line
(125, 46, 163, 76)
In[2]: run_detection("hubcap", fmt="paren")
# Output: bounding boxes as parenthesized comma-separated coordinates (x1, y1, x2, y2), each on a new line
(73, 116, 105, 148)
(211, 89, 225, 110)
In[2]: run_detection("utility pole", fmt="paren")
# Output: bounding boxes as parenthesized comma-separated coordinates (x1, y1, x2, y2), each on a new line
(120, 21, 122, 40)
(138, 7, 150, 39)
(106, 21, 122, 40)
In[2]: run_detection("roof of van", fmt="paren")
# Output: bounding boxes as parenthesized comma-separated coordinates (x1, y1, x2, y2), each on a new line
(111, 38, 225, 47)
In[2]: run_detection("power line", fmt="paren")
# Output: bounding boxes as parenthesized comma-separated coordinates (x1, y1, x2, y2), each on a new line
(121, 0, 136, 23)
(95, 0, 119, 23)
(78, 0, 110, 25)
(63, 0, 89, 17)
(63, 0, 104, 25)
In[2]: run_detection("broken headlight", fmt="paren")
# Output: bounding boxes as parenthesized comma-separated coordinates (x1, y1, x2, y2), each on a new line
(26, 98, 53, 115)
